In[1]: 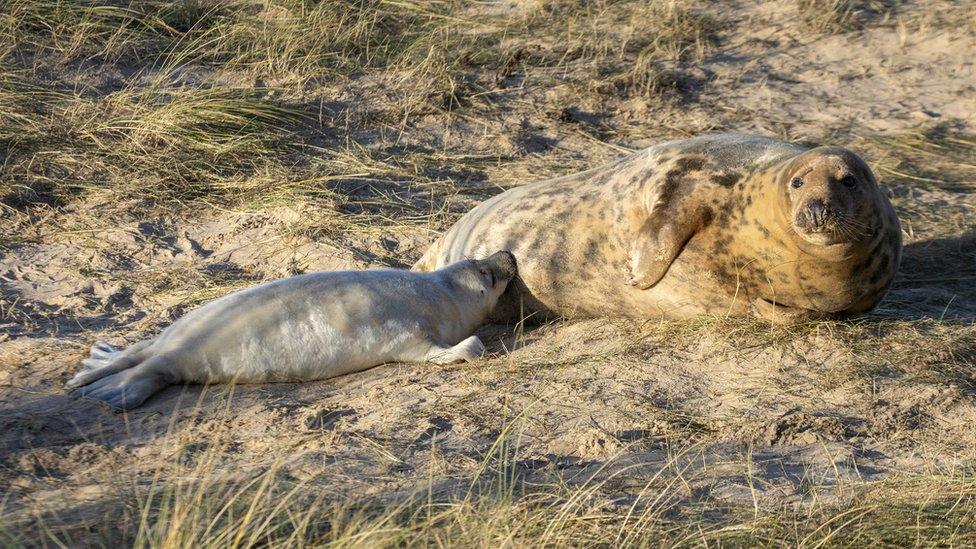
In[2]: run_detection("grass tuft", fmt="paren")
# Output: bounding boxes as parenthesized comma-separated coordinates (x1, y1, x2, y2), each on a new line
(794, 0, 866, 33)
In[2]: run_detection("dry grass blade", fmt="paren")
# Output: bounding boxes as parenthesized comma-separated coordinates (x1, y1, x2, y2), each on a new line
(794, 0, 870, 33)
(0, 0, 178, 63)
(2, 0, 975, 547)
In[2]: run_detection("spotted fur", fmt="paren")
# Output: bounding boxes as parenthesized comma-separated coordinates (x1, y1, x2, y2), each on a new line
(415, 134, 902, 324)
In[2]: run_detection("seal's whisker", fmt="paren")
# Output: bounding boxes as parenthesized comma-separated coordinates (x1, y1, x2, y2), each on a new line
(830, 215, 869, 240)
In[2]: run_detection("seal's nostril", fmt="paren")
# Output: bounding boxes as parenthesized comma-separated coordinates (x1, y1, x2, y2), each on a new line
(806, 199, 828, 227)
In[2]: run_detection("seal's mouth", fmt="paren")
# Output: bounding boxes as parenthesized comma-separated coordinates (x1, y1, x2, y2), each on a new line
(794, 220, 870, 246)
(793, 208, 868, 246)
(795, 223, 844, 245)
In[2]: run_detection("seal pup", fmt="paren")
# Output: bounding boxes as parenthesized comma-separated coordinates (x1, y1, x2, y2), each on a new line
(415, 134, 901, 324)
(67, 251, 518, 410)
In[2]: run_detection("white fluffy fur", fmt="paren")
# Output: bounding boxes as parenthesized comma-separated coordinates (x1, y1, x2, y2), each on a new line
(67, 256, 513, 410)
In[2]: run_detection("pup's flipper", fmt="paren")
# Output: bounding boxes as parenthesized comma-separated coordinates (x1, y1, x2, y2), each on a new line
(424, 336, 486, 364)
(67, 339, 153, 389)
(70, 355, 172, 411)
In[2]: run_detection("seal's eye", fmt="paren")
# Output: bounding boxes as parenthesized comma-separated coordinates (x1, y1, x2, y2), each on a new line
(480, 269, 494, 287)
(790, 177, 804, 189)
(840, 175, 857, 189)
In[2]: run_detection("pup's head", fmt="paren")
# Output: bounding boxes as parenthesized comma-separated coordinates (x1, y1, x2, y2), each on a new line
(452, 250, 518, 303)
(781, 147, 880, 247)
(474, 250, 518, 294)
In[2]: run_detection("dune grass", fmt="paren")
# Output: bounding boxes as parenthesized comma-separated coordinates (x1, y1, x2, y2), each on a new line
(794, 0, 867, 33)
(2, 1, 975, 547)
(4, 408, 976, 548)
(112, 468, 976, 547)
(1, 0, 721, 211)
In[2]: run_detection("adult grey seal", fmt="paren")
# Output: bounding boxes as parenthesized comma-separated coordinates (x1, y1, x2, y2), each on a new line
(67, 251, 518, 410)
(415, 134, 901, 324)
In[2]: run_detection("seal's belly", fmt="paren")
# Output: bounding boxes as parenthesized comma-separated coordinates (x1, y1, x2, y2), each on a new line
(434, 217, 738, 320)
(419, 177, 754, 319)
(679, 222, 874, 314)
(494, 243, 739, 320)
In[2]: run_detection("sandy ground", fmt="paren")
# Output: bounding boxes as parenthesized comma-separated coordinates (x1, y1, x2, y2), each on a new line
(2, 0, 975, 542)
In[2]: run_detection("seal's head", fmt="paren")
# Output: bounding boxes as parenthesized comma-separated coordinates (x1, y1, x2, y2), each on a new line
(481, 250, 519, 284)
(782, 147, 879, 248)
(450, 250, 518, 301)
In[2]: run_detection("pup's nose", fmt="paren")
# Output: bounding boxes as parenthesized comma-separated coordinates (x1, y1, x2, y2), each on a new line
(488, 250, 518, 278)
(805, 199, 829, 228)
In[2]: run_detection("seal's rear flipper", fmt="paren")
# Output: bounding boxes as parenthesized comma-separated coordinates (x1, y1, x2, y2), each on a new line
(70, 355, 172, 411)
(67, 339, 154, 389)
(78, 341, 121, 372)
(424, 336, 486, 364)
(88, 341, 119, 362)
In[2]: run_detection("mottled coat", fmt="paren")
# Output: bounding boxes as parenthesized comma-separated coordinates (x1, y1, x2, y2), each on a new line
(415, 134, 902, 324)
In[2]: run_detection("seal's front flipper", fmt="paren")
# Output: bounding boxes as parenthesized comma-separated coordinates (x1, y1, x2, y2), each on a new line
(629, 212, 703, 290)
(424, 336, 486, 364)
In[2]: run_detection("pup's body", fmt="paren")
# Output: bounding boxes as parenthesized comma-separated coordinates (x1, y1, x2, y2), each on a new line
(68, 252, 517, 410)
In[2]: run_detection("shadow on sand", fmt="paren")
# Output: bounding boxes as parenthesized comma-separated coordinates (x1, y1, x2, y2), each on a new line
(875, 229, 976, 323)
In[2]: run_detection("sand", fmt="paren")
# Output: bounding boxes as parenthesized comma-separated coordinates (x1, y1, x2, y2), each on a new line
(1, 0, 975, 543)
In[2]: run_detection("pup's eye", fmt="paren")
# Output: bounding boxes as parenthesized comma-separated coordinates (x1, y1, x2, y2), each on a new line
(790, 177, 804, 189)
(840, 175, 857, 188)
